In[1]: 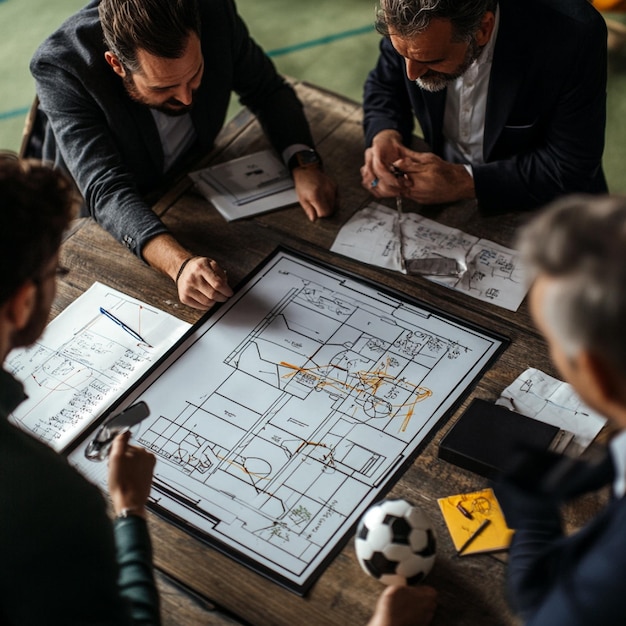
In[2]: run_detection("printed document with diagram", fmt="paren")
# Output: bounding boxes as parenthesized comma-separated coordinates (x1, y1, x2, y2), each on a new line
(331, 203, 528, 311)
(190, 149, 298, 221)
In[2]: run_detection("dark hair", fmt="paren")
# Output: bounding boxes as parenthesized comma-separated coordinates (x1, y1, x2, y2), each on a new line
(375, 0, 498, 42)
(98, 0, 202, 73)
(0, 158, 76, 305)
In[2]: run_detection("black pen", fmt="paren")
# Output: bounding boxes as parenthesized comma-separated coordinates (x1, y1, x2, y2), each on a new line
(456, 519, 491, 556)
(99, 307, 152, 347)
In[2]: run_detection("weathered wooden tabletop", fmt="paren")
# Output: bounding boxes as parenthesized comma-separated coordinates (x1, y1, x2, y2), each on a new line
(55, 81, 606, 626)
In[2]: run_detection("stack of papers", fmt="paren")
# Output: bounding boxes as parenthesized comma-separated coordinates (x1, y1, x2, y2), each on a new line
(189, 149, 298, 221)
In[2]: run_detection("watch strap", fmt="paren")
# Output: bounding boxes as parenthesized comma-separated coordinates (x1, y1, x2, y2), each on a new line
(287, 149, 323, 173)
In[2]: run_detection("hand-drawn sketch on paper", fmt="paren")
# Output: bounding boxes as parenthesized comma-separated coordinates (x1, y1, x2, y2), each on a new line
(331, 203, 528, 311)
(70, 250, 506, 593)
(7, 282, 189, 451)
(496, 367, 606, 447)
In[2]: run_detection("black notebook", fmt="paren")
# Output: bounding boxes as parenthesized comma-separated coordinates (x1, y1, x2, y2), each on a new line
(438, 399, 569, 479)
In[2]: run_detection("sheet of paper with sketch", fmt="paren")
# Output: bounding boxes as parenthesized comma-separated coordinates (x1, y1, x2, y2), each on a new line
(331, 203, 529, 311)
(189, 149, 298, 221)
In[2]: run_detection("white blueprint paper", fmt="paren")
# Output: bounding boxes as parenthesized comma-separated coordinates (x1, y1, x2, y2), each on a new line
(7, 282, 189, 451)
(331, 203, 528, 311)
(70, 251, 505, 591)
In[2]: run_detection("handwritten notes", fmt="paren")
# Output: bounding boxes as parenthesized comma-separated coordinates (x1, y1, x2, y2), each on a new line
(496, 367, 606, 448)
(437, 488, 513, 556)
(330, 203, 528, 311)
(7, 282, 189, 452)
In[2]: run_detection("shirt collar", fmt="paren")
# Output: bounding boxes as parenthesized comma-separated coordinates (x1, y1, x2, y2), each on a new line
(609, 429, 626, 498)
(0, 368, 27, 419)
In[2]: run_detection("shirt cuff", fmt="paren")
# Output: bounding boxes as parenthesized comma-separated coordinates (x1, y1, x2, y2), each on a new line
(281, 144, 313, 166)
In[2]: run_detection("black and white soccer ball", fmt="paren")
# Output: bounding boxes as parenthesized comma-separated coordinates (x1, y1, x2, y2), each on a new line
(355, 498, 436, 586)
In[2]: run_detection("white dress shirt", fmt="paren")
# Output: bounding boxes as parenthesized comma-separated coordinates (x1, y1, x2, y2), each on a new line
(610, 428, 626, 498)
(442, 6, 500, 169)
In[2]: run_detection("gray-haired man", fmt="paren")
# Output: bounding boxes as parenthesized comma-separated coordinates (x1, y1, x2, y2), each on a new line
(361, 0, 608, 213)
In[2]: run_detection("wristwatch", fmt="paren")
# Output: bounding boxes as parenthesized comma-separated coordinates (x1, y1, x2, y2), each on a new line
(116, 507, 140, 519)
(287, 148, 323, 173)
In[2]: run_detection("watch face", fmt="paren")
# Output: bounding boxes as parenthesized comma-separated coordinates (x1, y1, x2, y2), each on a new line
(288, 149, 322, 173)
(297, 150, 320, 166)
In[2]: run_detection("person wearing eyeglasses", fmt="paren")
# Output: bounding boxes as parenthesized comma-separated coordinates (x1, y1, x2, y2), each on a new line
(0, 157, 160, 624)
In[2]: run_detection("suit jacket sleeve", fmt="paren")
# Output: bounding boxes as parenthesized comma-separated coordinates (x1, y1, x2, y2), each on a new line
(114, 517, 161, 624)
(495, 451, 626, 626)
(363, 37, 417, 148)
(225, 1, 314, 153)
(30, 3, 169, 259)
(362, 0, 608, 212)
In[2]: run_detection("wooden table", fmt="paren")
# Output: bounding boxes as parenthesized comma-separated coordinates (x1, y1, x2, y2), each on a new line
(55, 81, 607, 626)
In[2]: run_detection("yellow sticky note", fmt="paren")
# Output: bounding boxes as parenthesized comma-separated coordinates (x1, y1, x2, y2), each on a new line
(437, 488, 514, 556)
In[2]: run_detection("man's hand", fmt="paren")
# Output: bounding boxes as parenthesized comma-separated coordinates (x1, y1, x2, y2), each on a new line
(392, 152, 475, 205)
(367, 585, 438, 626)
(292, 166, 337, 221)
(361, 129, 411, 197)
(175, 255, 233, 310)
(142, 233, 233, 310)
(108, 431, 156, 518)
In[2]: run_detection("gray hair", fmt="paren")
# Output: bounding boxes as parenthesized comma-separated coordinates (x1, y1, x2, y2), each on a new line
(375, 0, 498, 41)
(517, 195, 626, 377)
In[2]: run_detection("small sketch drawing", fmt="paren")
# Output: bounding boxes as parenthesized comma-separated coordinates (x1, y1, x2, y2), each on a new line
(331, 204, 529, 311)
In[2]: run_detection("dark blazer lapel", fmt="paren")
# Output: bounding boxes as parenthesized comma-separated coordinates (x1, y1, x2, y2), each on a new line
(483, 0, 526, 160)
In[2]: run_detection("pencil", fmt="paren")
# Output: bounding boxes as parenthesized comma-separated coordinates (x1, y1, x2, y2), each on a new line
(456, 501, 473, 520)
(456, 519, 491, 556)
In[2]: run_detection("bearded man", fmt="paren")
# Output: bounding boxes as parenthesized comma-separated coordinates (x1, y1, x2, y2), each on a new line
(28, 0, 336, 311)
(361, 0, 608, 213)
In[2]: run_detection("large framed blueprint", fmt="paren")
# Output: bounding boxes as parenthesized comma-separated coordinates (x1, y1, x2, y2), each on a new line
(70, 248, 508, 594)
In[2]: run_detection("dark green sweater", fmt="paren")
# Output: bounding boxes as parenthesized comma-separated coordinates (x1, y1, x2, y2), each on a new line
(0, 369, 160, 624)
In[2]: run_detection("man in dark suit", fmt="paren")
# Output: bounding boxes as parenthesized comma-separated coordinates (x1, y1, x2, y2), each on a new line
(492, 194, 626, 625)
(0, 156, 159, 624)
(29, 0, 337, 310)
(367, 195, 626, 625)
(361, 0, 608, 214)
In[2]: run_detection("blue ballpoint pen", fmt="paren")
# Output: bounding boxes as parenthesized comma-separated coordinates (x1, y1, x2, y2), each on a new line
(99, 307, 152, 347)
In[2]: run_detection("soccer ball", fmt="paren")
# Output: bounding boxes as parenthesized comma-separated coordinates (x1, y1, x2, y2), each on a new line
(355, 498, 436, 586)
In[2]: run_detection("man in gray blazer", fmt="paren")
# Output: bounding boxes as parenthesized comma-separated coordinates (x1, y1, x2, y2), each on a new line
(29, 0, 337, 310)
(361, 0, 607, 213)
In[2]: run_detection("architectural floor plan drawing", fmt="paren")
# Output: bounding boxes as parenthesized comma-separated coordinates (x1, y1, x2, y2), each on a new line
(71, 250, 506, 592)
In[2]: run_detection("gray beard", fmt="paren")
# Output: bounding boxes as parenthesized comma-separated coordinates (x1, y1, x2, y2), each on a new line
(415, 37, 482, 93)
